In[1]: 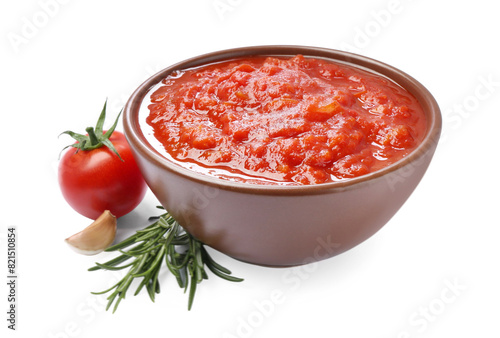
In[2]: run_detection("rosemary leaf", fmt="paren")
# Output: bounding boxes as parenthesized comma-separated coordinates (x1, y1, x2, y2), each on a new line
(89, 210, 243, 312)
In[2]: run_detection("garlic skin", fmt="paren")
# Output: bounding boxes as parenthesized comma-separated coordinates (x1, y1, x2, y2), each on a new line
(65, 210, 117, 255)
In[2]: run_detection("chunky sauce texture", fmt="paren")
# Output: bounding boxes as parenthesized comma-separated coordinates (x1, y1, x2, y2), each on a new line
(146, 55, 427, 185)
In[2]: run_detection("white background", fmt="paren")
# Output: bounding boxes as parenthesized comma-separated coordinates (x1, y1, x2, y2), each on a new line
(1, 0, 499, 337)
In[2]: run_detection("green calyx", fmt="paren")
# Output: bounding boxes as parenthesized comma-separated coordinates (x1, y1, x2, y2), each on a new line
(60, 99, 123, 161)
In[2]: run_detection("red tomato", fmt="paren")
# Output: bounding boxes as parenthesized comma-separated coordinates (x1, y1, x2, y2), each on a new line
(59, 131, 147, 220)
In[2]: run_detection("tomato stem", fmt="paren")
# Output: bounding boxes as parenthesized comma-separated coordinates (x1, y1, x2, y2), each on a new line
(60, 100, 123, 159)
(86, 127, 99, 146)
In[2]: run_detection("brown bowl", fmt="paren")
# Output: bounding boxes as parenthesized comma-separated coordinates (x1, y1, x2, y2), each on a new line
(123, 45, 441, 267)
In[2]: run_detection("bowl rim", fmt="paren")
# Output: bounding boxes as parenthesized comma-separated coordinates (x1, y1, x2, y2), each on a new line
(123, 45, 442, 195)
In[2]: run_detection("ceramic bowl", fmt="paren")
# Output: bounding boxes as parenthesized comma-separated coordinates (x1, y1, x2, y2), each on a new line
(123, 45, 441, 267)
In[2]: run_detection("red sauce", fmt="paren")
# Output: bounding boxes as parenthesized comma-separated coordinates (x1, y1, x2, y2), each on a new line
(146, 55, 427, 185)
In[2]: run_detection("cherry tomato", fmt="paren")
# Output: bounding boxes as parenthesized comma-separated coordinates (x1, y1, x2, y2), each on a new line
(59, 130, 147, 219)
(58, 100, 147, 219)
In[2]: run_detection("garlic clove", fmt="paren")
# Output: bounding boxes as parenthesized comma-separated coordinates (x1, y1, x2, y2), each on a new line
(65, 210, 117, 255)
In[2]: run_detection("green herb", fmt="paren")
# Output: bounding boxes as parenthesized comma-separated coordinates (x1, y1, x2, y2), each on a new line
(88, 207, 243, 312)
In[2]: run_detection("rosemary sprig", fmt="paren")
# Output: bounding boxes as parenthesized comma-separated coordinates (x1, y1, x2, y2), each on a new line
(88, 207, 243, 312)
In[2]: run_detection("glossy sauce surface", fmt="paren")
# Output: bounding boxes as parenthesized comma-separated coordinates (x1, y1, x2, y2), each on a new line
(146, 55, 427, 185)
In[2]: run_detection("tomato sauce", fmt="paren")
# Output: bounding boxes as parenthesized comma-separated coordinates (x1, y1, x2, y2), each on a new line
(146, 55, 427, 185)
